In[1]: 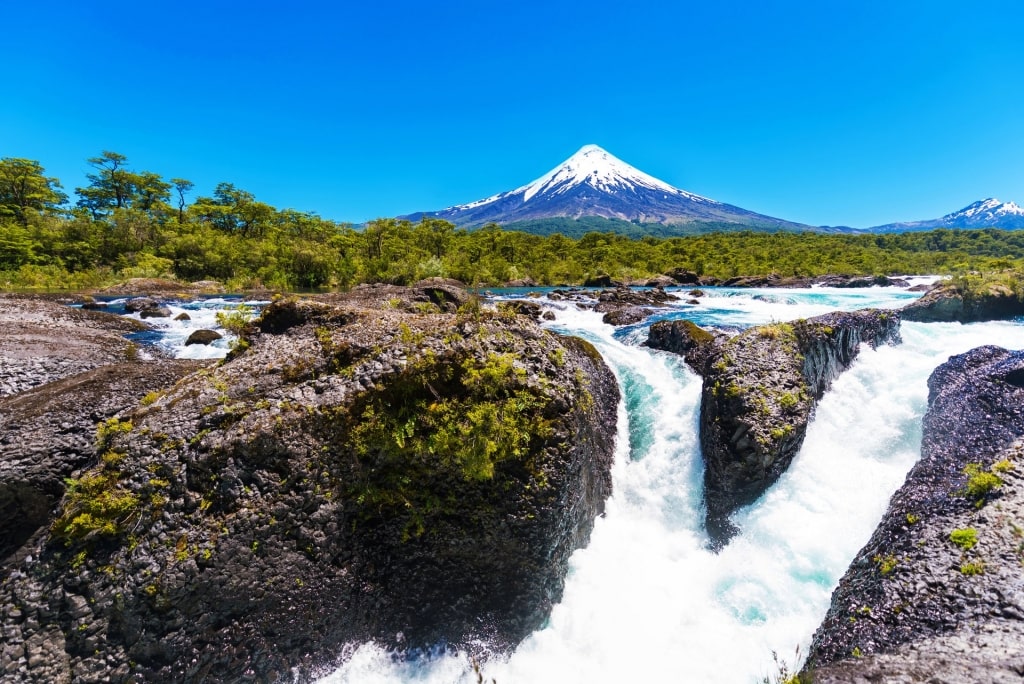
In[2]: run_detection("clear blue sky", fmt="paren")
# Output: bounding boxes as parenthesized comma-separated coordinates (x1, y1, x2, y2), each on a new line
(4, 1, 1023, 228)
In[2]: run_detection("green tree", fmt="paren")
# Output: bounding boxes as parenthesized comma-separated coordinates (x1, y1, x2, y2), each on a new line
(0, 158, 67, 225)
(171, 178, 193, 224)
(76, 151, 134, 218)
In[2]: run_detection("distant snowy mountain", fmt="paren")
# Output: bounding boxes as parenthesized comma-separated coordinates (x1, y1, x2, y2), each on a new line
(405, 145, 808, 230)
(870, 198, 1024, 232)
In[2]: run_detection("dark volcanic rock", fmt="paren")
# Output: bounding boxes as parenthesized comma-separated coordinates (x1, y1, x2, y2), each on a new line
(902, 278, 1024, 322)
(583, 274, 620, 288)
(0, 360, 206, 563)
(601, 306, 651, 326)
(0, 294, 619, 682)
(592, 287, 677, 326)
(644, 319, 723, 374)
(665, 268, 700, 285)
(695, 310, 902, 545)
(804, 346, 1024, 681)
(184, 329, 223, 346)
(816, 274, 911, 288)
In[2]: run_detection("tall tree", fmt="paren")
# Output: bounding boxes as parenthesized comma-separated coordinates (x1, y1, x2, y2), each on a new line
(0, 158, 67, 225)
(171, 178, 193, 224)
(76, 151, 133, 218)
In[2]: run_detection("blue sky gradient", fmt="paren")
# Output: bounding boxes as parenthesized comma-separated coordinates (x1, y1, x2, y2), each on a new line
(4, 1, 1023, 227)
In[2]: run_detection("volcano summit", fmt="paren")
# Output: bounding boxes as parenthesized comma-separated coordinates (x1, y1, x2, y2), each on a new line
(406, 145, 808, 231)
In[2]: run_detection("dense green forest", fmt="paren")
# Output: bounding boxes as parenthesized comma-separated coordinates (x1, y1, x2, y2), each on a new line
(2, 153, 1024, 290)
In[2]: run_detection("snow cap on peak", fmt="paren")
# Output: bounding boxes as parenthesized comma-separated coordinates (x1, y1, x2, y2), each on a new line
(515, 144, 704, 203)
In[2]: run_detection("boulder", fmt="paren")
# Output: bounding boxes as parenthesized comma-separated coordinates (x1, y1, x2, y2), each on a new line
(902, 277, 1024, 323)
(139, 306, 172, 319)
(665, 268, 701, 285)
(691, 310, 902, 546)
(583, 274, 619, 288)
(500, 300, 544, 321)
(644, 319, 723, 374)
(602, 306, 651, 326)
(174, 312, 191, 321)
(184, 329, 223, 346)
(644, 275, 677, 288)
(123, 296, 161, 313)
(804, 346, 1024, 681)
(0, 291, 619, 681)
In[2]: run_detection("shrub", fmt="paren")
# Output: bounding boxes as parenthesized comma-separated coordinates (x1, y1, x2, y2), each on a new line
(949, 527, 978, 551)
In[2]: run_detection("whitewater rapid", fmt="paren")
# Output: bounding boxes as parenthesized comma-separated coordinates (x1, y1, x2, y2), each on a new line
(314, 285, 1024, 684)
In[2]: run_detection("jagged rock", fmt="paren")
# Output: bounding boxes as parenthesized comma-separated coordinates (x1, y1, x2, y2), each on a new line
(594, 287, 675, 312)
(500, 300, 544, 320)
(602, 307, 650, 326)
(902, 278, 1024, 322)
(0, 291, 619, 682)
(0, 360, 206, 563)
(184, 330, 223, 346)
(542, 311, 556, 321)
(690, 310, 902, 546)
(721, 274, 814, 288)
(804, 346, 1024, 681)
(644, 319, 723, 374)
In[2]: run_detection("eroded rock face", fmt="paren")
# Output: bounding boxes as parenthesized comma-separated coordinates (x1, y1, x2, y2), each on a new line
(1, 294, 619, 682)
(803, 346, 1024, 681)
(902, 279, 1024, 322)
(679, 310, 901, 546)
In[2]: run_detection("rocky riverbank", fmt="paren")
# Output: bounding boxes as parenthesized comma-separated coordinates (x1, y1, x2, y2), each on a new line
(803, 345, 1024, 682)
(0, 286, 619, 682)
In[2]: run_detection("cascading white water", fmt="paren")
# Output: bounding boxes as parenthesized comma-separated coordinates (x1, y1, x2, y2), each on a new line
(318, 286, 1024, 683)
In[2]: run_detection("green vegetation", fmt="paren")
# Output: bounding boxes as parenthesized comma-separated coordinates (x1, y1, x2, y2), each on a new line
(342, 348, 556, 537)
(873, 553, 898, 576)
(6, 153, 1024, 290)
(960, 560, 986, 576)
(52, 451, 139, 545)
(949, 527, 978, 551)
(962, 462, 1006, 506)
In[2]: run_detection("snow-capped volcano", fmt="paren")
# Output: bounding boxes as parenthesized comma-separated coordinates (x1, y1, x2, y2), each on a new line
(870, 197, 1024, 232)
(406, 145, 806, 229)
(942, 198, 1024, 227)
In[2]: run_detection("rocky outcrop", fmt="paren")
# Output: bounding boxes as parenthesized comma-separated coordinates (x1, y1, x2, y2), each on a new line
(0, 292, 619, 682)
(0, 295, 208, 565)
(0, 360, 205, 563)
(0, 296, 148, 397)
(803, 346, 1024, 682)
(817, 274, 910, 288)
(644, 319, 725, 374)
(902, 277, 1024, 322)
(662, 310, 902, 546)
(594, 287, 677, 326)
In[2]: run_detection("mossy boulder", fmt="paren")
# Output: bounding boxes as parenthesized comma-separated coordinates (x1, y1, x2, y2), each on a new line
(902, 274, 1024, 322)
(0, 291, 619, 682)
(691, 310, 902, 546)
(644, 318, 722, 373)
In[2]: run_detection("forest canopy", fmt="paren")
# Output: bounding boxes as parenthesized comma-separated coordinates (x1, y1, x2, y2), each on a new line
(2, 153, 1024, 290)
